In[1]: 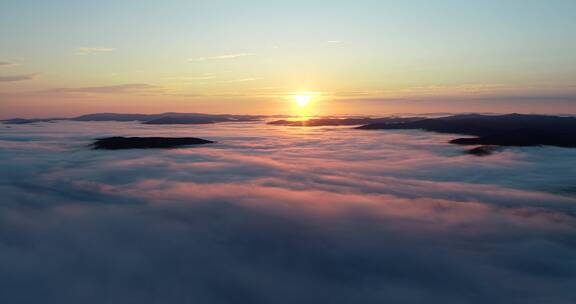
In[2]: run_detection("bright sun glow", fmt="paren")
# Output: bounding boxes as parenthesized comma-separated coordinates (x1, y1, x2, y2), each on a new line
(294, 95, 313, 108)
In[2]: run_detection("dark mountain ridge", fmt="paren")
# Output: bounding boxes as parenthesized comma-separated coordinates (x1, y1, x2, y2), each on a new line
(358, 114, 576, 148)
(2, 112, 264, 125)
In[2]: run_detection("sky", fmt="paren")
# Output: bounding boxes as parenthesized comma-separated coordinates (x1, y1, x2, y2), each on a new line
(1, 121, 576, 303)
(1, 0, 576, 117)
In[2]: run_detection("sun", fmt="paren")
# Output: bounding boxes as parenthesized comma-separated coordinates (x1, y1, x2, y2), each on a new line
(293, 95, 312, 108)
(290, 92, 320, 117)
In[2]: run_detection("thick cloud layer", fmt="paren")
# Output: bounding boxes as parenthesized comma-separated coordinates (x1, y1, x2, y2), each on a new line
(1, 121, 576, 304)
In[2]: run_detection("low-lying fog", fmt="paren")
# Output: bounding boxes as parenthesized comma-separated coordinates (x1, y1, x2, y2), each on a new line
(1, 121, 575, 303)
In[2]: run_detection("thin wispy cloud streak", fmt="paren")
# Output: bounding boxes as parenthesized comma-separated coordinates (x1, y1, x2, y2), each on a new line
(190, 53, 255, 62)
(0, 121, 575, 303)
(75, 47, 115, 55)
(0, 61, 19, 68)
(0, 73, 38, 82)
(40, 83, 162, 95)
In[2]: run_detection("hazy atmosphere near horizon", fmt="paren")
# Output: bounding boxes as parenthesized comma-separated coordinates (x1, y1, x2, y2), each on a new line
(2, 1, 576, 303)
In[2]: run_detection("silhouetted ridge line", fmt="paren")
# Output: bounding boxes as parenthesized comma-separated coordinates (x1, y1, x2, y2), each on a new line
(358, 114, 576, 148)
(2, 113, 264, 125)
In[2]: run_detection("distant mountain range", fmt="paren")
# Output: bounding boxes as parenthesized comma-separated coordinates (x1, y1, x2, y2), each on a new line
(358, 113, 576, 148)
(2, 112, 266, 125)
(5, 112, 576, 150)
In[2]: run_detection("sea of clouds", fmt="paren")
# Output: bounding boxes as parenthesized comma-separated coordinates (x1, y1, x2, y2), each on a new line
(1, 120, 576, 303)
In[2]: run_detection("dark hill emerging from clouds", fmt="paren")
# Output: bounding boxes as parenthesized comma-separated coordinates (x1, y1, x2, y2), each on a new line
(358, 114, 576, 148)
(92, 137, 215, 150)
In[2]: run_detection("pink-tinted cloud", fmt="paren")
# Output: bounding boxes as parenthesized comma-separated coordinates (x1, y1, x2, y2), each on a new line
(0, 120, 575, 303)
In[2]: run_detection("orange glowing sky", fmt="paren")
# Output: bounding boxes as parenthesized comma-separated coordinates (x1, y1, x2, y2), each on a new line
(1, 0, 576, 118)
